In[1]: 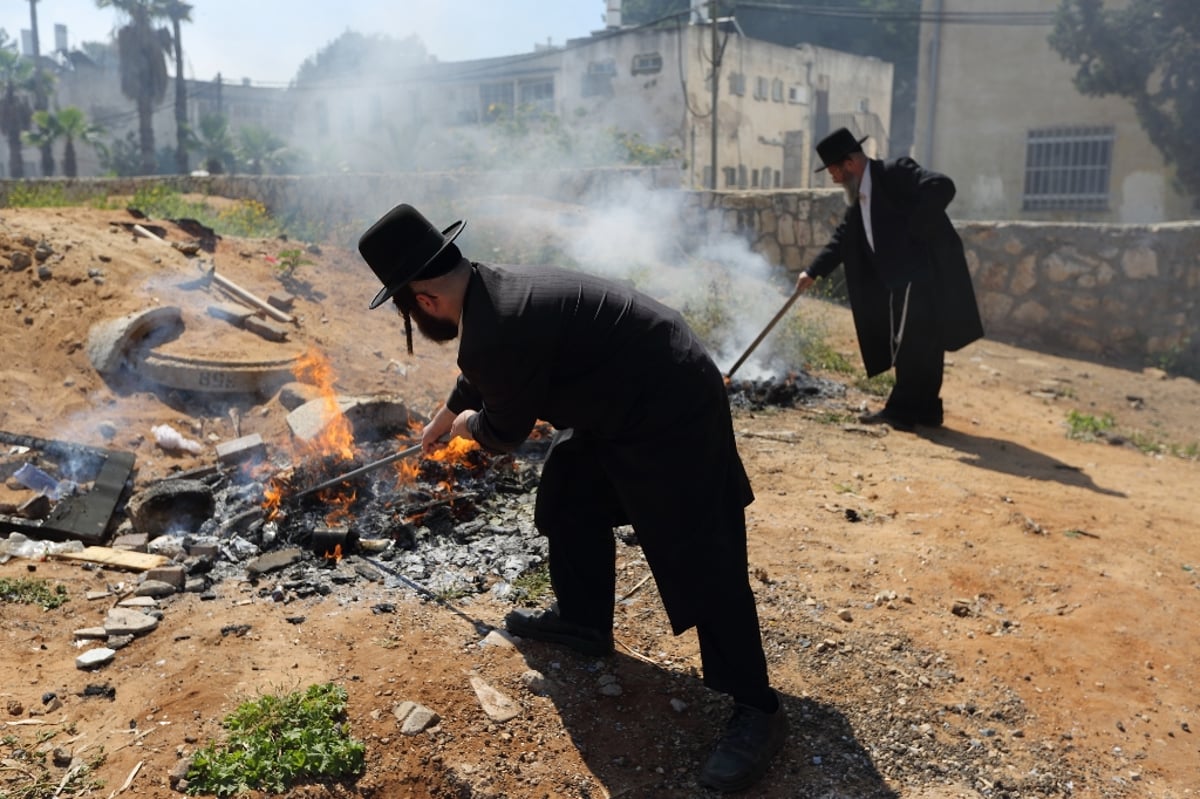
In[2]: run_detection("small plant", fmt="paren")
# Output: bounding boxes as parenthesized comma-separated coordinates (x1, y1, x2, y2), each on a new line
(855, 371, 895, 397)
(6, 183, 75, 208)
(512, 563, 553, 606)
(272, 247, 313, 277)
(0, 577, 69, 610)
(186, 682, 365, 797)
(1065, 409, 1115, 442)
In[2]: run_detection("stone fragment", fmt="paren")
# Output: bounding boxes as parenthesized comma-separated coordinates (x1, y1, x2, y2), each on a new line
(393, 701, 440, 735)
(76, 647, 117, 669)
(469, 675, 520, 722)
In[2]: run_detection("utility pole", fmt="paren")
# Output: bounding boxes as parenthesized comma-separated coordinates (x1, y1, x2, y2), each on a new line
(27, 0, 52, 177)
(709, 0, 720, 190)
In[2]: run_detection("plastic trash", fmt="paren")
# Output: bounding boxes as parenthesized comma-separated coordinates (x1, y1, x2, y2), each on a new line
(0, 532, 84, 563)
(13, 463, 62, 499)
(151, 423, 205, 455)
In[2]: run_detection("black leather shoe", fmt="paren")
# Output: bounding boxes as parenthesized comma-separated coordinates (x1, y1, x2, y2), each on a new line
(858, 408, 915, 431)
(698, 696, 788, 793)
(504, 605, 613, 657)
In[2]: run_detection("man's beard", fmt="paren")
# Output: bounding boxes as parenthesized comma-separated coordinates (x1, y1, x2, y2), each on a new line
(408, 301, 459, 343)
(841, 172, 862, 207)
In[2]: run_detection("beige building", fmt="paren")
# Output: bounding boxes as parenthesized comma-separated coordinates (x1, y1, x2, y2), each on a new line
(913, 0, 1193, 223)
(290, 15, 893, 190)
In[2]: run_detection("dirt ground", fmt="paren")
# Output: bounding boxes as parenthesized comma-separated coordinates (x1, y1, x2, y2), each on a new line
(1, 204, 1198, 799)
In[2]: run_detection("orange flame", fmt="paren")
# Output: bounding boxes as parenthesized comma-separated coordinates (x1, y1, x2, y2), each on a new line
(428, 437, 480, 464)
(293, 348, 355, 462)
(263, 481, 284, 521)
(323, 543, 343, 562)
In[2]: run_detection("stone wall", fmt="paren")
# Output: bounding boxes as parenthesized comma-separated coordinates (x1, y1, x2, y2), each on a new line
(694, 191, 1200, 376)
(3, 174, 1196, 374)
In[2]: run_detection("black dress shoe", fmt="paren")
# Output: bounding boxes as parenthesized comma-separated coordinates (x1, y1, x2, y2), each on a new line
(504, 605, 613, 657)
(698, 696, 788, 793)
(858, 408, 915, 431)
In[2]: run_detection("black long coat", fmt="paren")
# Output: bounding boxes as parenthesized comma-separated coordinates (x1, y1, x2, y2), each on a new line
(808, 157, 984, 376)
(445, 263, 754, 633)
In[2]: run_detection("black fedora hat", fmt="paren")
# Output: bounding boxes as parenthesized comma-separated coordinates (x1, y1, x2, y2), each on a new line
(815, 127, 869, 172)
(359, 204, 466, 310)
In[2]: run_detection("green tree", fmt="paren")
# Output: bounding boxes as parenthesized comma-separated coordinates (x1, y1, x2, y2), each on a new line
(21, 108, 62, 175)
(196, 111, 234, 174)
(97, 0, 173, 175)
(236, 123, 293, 175)
(1049, 0, 1200, 199)
(0, 32, 34, 178)
(164, 0, 192, 174)
(56, 106, 105, 177)
(292, 31, 427, 86)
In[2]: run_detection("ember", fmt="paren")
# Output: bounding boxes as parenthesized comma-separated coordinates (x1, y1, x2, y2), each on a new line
(726, 371, 845, 411)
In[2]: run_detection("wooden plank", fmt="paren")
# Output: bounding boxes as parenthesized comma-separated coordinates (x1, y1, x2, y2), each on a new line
(52, 547, 168, 572)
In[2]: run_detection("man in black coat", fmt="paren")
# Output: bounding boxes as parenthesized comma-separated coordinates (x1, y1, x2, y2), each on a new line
(795, 128, 984, 430)
(357, 203, 787, 793)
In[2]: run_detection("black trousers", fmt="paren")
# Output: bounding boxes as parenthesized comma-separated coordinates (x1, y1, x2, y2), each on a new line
(883, 278, 944, 422)
(533, 430, 772, 707)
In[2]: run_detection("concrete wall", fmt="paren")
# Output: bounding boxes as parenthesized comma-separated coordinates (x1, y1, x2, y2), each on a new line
(2, 173, 1195, 374)
(913, 0, 1194, 223)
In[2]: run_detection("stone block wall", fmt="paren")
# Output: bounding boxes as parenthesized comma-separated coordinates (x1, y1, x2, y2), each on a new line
(695, 191, 1200, 376)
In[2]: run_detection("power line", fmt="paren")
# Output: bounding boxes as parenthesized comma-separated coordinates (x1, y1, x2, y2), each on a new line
(734, 2, 1056, 26)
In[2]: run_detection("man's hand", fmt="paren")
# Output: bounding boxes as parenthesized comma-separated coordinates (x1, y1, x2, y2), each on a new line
(421, 405, 456, 453)
(795, 271, 816, 293)
(450, 409, 478, 443)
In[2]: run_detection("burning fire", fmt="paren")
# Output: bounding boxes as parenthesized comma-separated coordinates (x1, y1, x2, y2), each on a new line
(293, 347, 355, 462)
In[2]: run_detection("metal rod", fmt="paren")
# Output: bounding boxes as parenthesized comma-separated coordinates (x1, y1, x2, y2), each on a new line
(725, 289, 802, 379)
(292, 443, 423, 499)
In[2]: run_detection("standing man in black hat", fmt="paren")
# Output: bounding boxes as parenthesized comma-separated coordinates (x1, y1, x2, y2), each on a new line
(794, 127, 983, 430)
(357, 203, 788, 793)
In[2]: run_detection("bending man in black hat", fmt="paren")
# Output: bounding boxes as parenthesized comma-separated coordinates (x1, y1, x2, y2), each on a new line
(358, 203, 787, 793)
(795, 127, 984, 431)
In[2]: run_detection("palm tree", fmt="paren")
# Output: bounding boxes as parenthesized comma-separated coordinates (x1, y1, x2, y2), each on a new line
(22, 108, 62, 176)
(26, 0, 54, 176)
(56, 106, 105, 177)
(0, 33, 34, 178)
(236, 124, 292, 175)
(196, 111, 234, 174)
(96, 0, 172, 175)
(164, 1, 192, 174)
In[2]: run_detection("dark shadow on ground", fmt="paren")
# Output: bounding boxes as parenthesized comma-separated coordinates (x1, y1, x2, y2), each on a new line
(512, 644, 898, 798)
(922, 426, 1126, 498)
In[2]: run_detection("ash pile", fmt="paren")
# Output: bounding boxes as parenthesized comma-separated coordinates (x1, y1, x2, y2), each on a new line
(726, 369, 846, 411)
(118, 406, 555, 604)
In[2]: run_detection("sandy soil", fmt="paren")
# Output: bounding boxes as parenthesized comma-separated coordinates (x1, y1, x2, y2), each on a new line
(1, 204, 1198, 799)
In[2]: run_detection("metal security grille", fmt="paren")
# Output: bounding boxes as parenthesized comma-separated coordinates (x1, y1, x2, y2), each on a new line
(1022, 126, 1114, 211)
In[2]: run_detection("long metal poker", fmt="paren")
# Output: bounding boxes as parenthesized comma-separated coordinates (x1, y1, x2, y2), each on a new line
(725, 288, 802, 379)
(292, 442, 424, 500)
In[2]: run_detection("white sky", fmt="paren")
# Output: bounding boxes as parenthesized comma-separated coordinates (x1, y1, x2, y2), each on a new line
(1, 1, 608, 85)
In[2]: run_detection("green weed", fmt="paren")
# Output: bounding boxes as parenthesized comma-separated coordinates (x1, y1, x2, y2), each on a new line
(511, 563, 553, 606)
(1065, 409, 1115, 442)
(0, 577, 69, 610)
(186, 683, 364, 797)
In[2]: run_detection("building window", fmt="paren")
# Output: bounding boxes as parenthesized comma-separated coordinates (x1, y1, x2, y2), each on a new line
(753, 76, 768, 100)
(762, 166, 771, 187)
(480, 82, 515, 120)
(723, 166, 737, 188)
(738, 164, 748, 188)
(519, 78, 554, 112)
(583, 59, 616, 97)
(1023, 126, 1114, 211)
(728, 72, 745, 96)
(788, 85, 808, 104)
(771, 79, 784, 102)
(631, 53, 662, 75)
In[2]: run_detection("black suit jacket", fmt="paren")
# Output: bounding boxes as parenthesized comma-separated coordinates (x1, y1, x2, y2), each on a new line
(808, 157, 984, 376)
(444, 263, 754, 632)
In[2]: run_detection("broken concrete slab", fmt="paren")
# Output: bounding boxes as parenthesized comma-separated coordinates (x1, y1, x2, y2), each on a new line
(215, 433, 265, 467)
(286, 394, 412, 445)
(86, 306, 183, 375)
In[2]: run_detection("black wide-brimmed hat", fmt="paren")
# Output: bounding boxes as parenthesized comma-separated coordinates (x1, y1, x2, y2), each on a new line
(814, 127, 869, 172)
(358, 203, 466, 310)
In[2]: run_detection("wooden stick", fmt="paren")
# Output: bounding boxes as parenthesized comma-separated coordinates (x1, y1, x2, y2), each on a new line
(131, 224, 294, 324)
